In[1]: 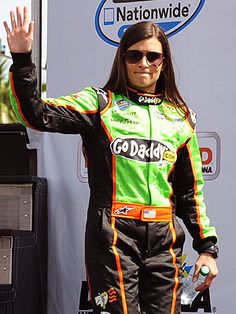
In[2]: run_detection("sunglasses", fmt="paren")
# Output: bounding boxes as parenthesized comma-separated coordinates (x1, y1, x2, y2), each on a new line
(124, 50, 164, 67)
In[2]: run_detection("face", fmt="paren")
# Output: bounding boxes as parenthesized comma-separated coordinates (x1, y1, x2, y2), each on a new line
(125, 37, 164, 93)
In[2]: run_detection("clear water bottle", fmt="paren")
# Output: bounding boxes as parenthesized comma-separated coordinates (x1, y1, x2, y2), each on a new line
(181, 265, 210, 305)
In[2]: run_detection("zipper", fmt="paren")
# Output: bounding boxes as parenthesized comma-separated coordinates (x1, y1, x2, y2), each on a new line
(147, 104, 153, 205)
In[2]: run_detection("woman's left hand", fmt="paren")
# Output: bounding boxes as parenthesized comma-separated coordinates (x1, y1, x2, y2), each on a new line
(3, 6, 34, 53)
(192, 253, 218, 293)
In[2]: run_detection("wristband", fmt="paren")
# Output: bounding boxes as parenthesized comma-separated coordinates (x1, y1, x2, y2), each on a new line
(202, 245, 219, 259)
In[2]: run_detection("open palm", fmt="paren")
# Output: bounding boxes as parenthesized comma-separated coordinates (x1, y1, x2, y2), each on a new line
(3, 6, 34, 53)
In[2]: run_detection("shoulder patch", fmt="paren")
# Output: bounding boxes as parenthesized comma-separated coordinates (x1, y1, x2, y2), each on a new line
(187, 108, 197, 130)
(92, 87, 109, 112)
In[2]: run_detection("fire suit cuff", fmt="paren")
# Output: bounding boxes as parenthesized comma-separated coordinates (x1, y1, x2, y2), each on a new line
(194, 237, 217, 255)
(10, 51, 33, 67)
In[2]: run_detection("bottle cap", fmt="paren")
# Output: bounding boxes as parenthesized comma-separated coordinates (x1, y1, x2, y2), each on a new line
(200, 266, 210, 276)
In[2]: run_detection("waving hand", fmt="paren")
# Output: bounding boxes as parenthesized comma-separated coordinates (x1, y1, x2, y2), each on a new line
(3, 6, 34, 53)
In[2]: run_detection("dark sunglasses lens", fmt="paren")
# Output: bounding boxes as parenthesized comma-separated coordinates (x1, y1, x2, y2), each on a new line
(126, 50, 143, 64)
(147, 52, 163, 64)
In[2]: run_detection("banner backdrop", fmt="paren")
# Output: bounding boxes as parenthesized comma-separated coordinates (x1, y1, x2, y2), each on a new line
(28, 0, 236, 313)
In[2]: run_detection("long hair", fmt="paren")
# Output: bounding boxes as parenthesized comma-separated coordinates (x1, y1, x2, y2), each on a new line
(103, 21, 186, 110)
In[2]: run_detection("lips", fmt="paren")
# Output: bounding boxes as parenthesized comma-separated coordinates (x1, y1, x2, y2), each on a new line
(135, 72, 151, 76)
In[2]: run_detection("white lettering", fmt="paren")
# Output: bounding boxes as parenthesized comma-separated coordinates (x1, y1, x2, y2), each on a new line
(130, 140, 139, 156)
(149, 142, 155, 159)
(159, 144, 167, 164)
(122, 140, 129, 152)
(138, 144, 146, 159)
(138, 96, 159, 104)
(112, 138, 122, 154)
(111, 138, 175, 164)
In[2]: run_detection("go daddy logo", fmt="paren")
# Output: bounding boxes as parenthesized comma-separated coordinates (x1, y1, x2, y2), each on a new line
(110, 137, 177, 164)
(95, 0, 206, 46)
(77, 132, 220, 183)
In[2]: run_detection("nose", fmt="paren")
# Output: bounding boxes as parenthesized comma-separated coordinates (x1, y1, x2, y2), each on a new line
(139, 56, 149, 67)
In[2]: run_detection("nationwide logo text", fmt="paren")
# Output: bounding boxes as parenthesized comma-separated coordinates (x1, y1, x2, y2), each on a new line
(95, 0, 206, 46)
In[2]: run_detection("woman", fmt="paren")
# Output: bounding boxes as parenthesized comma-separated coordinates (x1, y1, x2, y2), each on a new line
(4, 7, 218, 314)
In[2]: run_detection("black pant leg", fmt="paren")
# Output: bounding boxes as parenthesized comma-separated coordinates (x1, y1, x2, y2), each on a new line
(85, 208, 143, 314)
(139, 218, 185, 314)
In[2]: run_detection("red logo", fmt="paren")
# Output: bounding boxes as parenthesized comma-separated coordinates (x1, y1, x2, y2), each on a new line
(198, 132, 220, 180)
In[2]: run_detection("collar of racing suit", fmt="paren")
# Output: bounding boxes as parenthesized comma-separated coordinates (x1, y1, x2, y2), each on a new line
(127, 86, 164, 106)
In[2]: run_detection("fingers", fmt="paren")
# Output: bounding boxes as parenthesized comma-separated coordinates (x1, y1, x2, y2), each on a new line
(196, 274, 215, 292)
(16, 7, 23, 27)
(10, 10, 17, 30)
(3, 6, 34, 53)
(28, 21, 35, 38)
(192, 253, 218, 295)
(193, 258, 218, 293)
(192, 264, 201, 282)
(3, 21, 10, 35)
(5, 6, 28, 31)
(3, 6, 32, 36)
(23, 6, 29, 27)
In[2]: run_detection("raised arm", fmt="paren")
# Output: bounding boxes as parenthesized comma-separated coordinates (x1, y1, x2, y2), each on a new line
(4, 6, 34, 53)
(3, 7, 101, 135)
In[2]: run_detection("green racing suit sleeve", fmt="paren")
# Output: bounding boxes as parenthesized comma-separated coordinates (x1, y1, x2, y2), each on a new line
(9, 52, 100, 135)
(172, 132, 217, 253)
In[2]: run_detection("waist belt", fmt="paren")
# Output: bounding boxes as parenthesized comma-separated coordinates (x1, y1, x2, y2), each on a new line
(111, 202, 172, 222)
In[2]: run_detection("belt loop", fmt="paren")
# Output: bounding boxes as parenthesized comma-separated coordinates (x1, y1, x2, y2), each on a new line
(144, 223, 151, 257)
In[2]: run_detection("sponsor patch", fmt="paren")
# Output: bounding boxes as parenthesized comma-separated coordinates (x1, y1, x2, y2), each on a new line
(143, 209, 156, 219)
(114, 99, 132, 111)
(95, 292, 108, 309)
(95, 288, 117, 310)
(110, 137, 177, 164)
(114, 206, 134, 214)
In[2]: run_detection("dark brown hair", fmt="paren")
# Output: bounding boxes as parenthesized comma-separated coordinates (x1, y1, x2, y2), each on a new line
(103, 21, 186, 110)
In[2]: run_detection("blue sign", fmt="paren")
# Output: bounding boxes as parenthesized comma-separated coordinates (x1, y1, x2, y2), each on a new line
(95, 0, 205, 46)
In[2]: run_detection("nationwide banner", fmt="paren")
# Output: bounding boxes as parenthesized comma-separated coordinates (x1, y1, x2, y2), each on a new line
(28, 0, 236, 313)
(95, 0, 206, 44)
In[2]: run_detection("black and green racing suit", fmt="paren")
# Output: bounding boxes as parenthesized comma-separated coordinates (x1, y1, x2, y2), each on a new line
(9, 52, 217, 314)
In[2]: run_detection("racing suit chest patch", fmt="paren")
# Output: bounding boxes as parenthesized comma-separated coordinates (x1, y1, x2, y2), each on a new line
(101, 96, 191, 165)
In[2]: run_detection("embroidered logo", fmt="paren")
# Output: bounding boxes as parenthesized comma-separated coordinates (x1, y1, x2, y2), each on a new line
(143, 210, 156, 219)
(95, 288, 118, 309)
(95, 292, 108, 309)
(114, 99, 132, 111)
(114, 206, 134, 215)
(138, 95, 162, 105)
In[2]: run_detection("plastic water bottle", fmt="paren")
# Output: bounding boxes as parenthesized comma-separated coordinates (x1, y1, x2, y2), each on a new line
(181, 265, 210, 305)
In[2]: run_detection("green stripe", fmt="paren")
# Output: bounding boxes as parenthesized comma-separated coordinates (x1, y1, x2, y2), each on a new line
(9, 75, 28, 127)
(187, 134, 217, 239)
